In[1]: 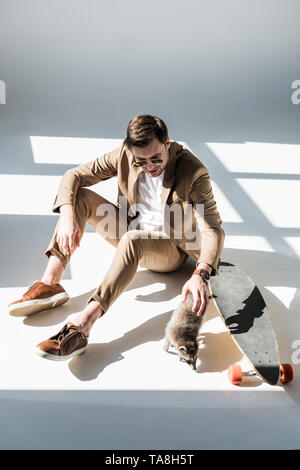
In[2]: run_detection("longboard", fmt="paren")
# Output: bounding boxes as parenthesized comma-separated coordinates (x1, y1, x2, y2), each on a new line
(209, 262, 293, 386)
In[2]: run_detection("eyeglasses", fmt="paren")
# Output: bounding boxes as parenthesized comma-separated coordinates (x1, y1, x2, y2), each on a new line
(133, 158, 163, 167)
(133, 144, 167, 167)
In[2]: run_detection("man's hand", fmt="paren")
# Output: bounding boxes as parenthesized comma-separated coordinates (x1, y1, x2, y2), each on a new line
(181, 275, 210, 317)
(57, 209, 81, 257)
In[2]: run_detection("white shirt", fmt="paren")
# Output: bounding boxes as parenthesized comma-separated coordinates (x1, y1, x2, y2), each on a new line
(136, 170, 165, 232)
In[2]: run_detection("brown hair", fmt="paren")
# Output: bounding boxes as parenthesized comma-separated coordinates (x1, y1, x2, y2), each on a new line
(124, 114, 169, 149)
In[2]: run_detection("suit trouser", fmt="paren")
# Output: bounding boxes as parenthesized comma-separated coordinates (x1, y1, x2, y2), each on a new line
(44, 187, 190, 313)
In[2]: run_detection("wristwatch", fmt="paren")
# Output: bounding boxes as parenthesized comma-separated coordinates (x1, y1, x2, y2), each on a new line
(192, 268, 210, 283)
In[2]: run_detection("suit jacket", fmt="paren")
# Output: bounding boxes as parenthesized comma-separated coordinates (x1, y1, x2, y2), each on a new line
(52, 139, 225, 275)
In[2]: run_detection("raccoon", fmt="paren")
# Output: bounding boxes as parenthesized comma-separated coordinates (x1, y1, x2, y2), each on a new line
(163, 292, 204, 370)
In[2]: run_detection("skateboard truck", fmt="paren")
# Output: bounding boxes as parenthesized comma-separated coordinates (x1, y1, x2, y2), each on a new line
(242, 369, 257, 377)
(228, 364, 294, 386)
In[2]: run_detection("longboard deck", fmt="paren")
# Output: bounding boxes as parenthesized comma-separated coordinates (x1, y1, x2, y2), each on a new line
(209, 262, 280, 385)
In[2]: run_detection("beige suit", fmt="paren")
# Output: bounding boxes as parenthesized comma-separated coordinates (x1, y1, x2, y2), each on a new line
(45, 139, 225, 312)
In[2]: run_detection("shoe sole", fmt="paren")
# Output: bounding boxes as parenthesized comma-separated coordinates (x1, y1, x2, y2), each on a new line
(35, 345, 88, 361)
(8, 292, 70, 317)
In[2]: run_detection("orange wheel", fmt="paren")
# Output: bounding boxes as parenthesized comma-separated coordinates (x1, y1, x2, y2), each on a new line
(228, 365, 243, 386)
(279, 364, 294, 384)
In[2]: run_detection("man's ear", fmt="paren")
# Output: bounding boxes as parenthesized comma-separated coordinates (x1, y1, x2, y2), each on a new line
(166, 137, 171, 149)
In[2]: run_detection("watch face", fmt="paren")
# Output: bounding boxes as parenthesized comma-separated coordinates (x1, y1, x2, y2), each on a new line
(200, 269, 210, 280)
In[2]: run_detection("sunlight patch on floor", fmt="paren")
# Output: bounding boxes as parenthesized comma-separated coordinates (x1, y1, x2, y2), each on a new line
(224, 235, 274, 252)
(206, 142, 300, 174)
(237, 179, 300, 228)
(284, 237, 300, 257)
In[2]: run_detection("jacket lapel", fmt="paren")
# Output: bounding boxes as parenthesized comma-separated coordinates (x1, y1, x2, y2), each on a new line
(161, 140, 177, 207)
(127, 150, 143, 215)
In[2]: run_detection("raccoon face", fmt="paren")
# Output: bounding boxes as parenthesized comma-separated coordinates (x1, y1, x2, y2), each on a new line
(178, 341, 199, 365)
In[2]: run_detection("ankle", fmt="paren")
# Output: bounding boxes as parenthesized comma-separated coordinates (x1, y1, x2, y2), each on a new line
(42, 255, 64, 285)
(73, 320, 92, 337)
(41, 277, 61, 285)
(71, 303, 103, 336)
(71, 317, 95, 337)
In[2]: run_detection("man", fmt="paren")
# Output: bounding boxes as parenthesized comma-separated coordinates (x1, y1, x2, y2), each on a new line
(8, 114, 225, 360)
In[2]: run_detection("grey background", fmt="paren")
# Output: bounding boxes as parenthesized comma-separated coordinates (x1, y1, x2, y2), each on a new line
(1, 0, 299, 153)
(0, 0, 300, 450)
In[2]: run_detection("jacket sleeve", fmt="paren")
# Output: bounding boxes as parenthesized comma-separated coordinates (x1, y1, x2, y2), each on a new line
(189, 167, 225, 276)
(51, 145, 121, 213)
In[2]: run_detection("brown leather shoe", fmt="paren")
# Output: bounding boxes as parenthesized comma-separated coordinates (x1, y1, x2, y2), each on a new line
(36, 322, 88, 361)
(7, 281, 70, 317)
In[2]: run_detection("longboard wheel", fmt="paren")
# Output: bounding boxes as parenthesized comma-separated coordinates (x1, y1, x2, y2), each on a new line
(279, 364, 294, 384)
(228, 365, 242, 386)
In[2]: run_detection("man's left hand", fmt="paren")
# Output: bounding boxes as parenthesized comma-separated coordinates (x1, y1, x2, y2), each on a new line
(181, 275, 210, 317)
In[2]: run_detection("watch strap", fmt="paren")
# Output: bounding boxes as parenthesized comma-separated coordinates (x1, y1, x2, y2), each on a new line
(192, 268, 210, 282)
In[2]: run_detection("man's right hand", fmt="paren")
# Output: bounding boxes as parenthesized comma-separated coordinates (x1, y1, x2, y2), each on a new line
(57, 205, 81, 257)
